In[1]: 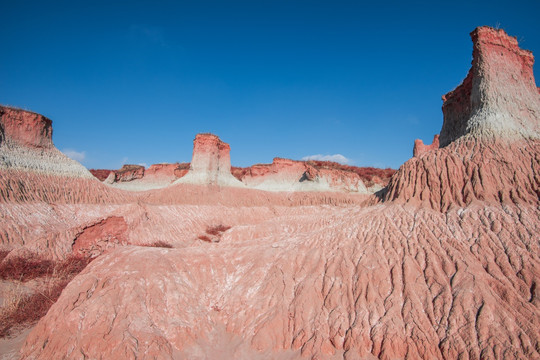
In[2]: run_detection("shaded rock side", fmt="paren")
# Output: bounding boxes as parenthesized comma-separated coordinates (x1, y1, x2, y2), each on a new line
(0, 106, 93, 178)
(174, 134, 244, 187)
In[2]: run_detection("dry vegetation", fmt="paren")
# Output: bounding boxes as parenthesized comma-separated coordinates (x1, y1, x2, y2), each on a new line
(0, 254, 93, 337)
(205, 225, 231, 235)
(144, 241, 173, 248)
(197, 225, 231, 243)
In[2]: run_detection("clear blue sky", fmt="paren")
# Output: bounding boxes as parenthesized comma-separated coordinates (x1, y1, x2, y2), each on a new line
(1, 0, 539, 169)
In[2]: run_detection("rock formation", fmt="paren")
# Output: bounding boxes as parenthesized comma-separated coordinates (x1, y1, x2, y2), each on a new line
(384, 26, 540, 211)
(174, 133, 244, 187)
(1, 26, 539, 360)
(0, 106, 93, 178)
(439, 26, 540, 146)
(234, 157, 370, 193)
(92, 151, 385, 193)
(413, 134, 439, 157)
(114, 164, 145, 182)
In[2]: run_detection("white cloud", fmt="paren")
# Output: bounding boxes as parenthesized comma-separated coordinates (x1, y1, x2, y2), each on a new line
(62, 149, 86, 162)
(301, 154, 352, 165)
(138, 163, 148, 168)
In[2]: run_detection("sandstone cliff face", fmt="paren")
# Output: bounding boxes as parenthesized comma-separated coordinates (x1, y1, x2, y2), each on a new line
(175, 134, 244, 187)
(0, 106, 93, 178)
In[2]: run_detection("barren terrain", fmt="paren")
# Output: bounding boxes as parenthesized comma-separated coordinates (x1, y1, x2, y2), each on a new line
(0, 26, 539, 359)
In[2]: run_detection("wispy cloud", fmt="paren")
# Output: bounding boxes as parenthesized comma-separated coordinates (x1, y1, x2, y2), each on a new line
(62, 149, 86, 162)
(301, 154, 352, 165)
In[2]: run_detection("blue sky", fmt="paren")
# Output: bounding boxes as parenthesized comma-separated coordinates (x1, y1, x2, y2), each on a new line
(1, 0, 539, 169)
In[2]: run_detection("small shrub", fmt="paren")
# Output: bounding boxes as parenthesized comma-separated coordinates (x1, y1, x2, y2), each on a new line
(197, 235, 212, 242)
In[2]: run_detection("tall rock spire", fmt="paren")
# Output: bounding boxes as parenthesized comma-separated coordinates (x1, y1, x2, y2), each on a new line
(440, 26, 540, 146)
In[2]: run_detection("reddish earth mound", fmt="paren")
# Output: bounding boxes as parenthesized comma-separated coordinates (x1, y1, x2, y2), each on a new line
(0, 26, 538, 360)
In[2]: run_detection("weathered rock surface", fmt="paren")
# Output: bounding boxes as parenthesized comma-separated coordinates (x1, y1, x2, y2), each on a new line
(384, 139, 539, 211)
(175, 134, 244, 187)
(0, 106, 93, 178)
(1, 26, 539, 360)
(19, 203, 540, 359)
